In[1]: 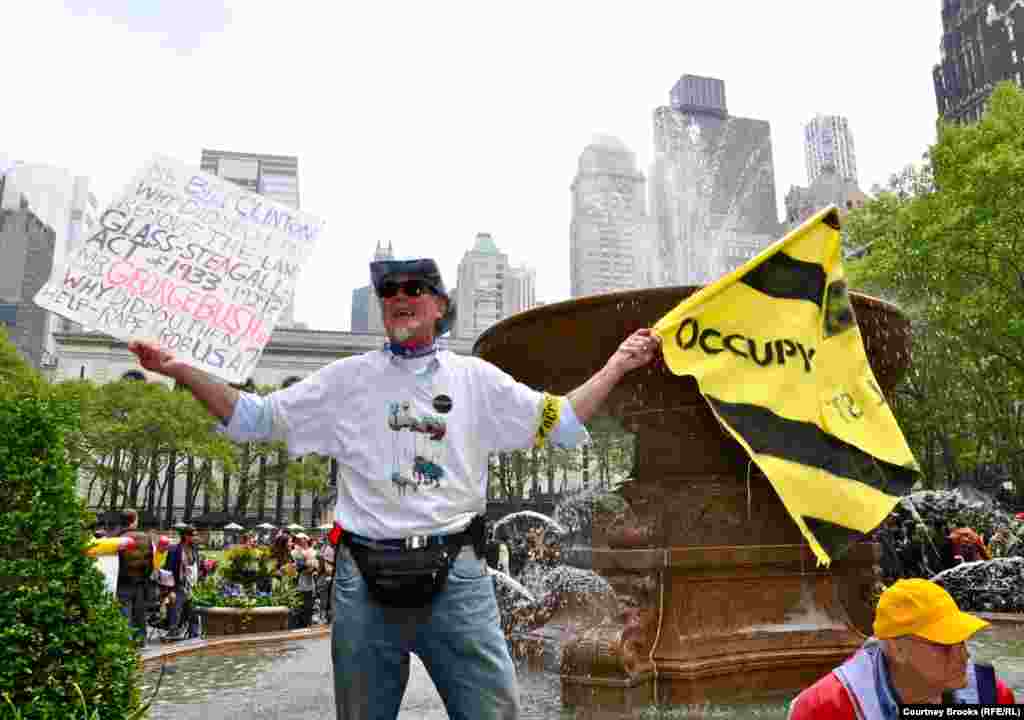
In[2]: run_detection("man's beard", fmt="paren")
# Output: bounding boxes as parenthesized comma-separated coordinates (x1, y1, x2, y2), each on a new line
(391, 320, 429, 343)
(392, 326, 414, 342)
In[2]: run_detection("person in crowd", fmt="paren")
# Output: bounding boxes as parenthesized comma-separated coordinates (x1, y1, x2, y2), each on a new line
(164, 524, 202, 640)
(788, 579, 1015, 718)
(946, 527, 991, 566)
(270, 531, 292, 575)
(113, 509, 154, 647)
(129, 256, 660, 720)
(291, 533, 317, 628)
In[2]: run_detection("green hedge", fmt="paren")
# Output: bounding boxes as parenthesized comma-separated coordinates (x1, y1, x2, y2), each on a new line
(0, 394, 142, 719)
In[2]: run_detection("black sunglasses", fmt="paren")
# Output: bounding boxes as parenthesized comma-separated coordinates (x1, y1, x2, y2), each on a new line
(378, 279, 435, 299)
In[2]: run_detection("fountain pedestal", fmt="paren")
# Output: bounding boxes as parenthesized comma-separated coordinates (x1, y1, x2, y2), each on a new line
(475, 287, 908, 709)
(560, 544, 877, 706)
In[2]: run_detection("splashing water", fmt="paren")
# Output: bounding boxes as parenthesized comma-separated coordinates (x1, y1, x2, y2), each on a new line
(903, 496, 944, 574)
(491, 510, 568, 537)
(489, 567, 537, 603)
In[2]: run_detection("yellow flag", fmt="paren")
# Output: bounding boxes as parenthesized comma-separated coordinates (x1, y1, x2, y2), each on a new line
(653, 207, 919, 566)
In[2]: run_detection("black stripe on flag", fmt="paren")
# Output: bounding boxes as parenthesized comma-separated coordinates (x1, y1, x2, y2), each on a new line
(740, 252, 827, 307)
(706, 396, 916, 497)
(803, 516, 866, 562)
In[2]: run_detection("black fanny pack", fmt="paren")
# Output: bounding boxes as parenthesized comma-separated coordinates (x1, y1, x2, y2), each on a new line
(341, 516, 487, 608)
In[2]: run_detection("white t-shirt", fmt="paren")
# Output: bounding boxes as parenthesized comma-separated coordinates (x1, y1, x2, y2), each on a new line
(253, 350, 583, 539)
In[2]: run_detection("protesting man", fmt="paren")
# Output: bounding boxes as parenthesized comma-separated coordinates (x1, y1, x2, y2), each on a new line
(788, 579, 1014, 718)
(129, 256, 661, 720)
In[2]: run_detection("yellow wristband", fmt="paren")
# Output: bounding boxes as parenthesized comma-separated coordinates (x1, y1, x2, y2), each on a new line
(535, 394, 562, 447)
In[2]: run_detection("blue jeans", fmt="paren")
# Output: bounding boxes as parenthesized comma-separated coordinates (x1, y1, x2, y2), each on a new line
(331, 543, 519, 720)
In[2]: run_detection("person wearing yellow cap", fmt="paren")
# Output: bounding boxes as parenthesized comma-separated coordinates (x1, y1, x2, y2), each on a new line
(788, 579, 1014, 718)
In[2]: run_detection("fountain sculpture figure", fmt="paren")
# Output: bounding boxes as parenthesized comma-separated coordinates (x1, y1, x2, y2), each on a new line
(474, 286, 911, 710)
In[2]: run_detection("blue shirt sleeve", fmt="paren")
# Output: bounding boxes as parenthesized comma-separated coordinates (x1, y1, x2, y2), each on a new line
(548, 398, 590, 449)
(219, 391, 274, 443)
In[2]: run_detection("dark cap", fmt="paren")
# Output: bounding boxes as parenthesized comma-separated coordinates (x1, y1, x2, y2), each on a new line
(369, 258, 456, 336)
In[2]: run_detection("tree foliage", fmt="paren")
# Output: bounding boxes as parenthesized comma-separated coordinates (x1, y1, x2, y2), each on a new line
(0, 336, 141, 719)
(847, 82, 1024, 491)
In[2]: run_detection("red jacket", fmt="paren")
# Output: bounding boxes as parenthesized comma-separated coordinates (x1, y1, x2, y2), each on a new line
(789, 671, 1015, 720)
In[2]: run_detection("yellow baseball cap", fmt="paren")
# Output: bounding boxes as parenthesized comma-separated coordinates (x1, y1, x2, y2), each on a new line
(874, 579, 989, 644)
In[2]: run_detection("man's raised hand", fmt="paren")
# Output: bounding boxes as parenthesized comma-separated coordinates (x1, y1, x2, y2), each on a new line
(127, 340, 183, 379)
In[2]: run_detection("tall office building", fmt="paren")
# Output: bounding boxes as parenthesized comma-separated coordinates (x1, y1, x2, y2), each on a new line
(454, 233, 534, 341)
(350, 286, 370, 333)
(783, 173, 868, 231)
(505, 264, 537, 316)
(0, 186, 56, 369)
(0, 162, 99, 368)
(455, 233, 507, 341)
(569, 136, 647, 298)
(649, 75, 780, 287)
(0, 161, 98, 275)
(199, 149, 301, 326)
(350, 240, 393, 333)
(804, 115, 858, 185)
(934, 0, 1024, 123)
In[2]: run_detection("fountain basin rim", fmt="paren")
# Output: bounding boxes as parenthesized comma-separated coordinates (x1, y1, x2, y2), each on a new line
(140, 625, 329, 670)
(559, 672, 655, 688)
(473, 286, 906, 355)
(562, 543, 879, 571)
(654, 645, 864, 677)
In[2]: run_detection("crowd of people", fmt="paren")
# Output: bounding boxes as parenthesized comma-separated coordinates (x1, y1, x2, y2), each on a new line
(93, 509, 340, 645)
(268, 529, 336, 628)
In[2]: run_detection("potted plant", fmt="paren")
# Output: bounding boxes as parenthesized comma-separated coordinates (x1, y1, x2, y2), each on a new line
(191, 546, 300, 635)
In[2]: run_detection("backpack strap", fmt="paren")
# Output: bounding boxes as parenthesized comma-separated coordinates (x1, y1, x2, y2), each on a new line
(974, 662, 997, 704)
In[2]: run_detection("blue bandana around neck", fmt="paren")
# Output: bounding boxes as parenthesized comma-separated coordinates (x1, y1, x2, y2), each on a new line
(385, 340, 438, 359)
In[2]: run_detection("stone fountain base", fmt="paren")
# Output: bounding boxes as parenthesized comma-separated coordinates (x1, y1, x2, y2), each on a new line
(553, 543, 877, 708)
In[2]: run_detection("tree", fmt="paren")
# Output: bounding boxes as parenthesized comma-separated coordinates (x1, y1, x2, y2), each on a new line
(66, 378, 238, 519)
(0, 328, 43, 400)
(0, 336, 141, 718)
(847, 81, 1024, 491)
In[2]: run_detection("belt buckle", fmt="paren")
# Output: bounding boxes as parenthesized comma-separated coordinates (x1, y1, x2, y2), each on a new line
(405, 535, 429, 550)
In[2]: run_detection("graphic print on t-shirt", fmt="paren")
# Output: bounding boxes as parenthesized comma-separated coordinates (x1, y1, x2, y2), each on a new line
(387, 400, 448, 498)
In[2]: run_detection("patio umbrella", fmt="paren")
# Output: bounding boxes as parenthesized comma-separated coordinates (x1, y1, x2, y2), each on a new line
(317, 523, 334, 530)
(255, 522, 276, 530)
(223, 522, 244, 531)
(286, 523, 305, 532)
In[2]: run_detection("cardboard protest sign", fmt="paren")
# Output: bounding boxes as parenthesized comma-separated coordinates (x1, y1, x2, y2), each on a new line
(34, 154, 323, 384)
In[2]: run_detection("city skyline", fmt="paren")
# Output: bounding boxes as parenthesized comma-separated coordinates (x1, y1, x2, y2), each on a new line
(7, 2, 948, 332)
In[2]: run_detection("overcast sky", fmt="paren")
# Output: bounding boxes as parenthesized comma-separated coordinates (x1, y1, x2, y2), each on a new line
(8, 1, 943, 332)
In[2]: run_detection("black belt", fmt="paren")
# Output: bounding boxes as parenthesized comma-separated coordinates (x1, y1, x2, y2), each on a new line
(338, 516, 489, 608)
(344, 528, 470, 552)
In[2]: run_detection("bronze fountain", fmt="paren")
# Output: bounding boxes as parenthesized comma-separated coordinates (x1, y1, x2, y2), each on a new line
(474, 286, 911, 711)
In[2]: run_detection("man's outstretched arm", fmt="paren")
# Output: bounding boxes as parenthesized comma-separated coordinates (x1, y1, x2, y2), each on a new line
(567, 328, 661, 424)
(128, 341, 239, 424)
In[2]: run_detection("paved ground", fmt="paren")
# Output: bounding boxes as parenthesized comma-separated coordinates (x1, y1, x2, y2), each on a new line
(144, 636, 452, 719)
(140, 630, 569, 719)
